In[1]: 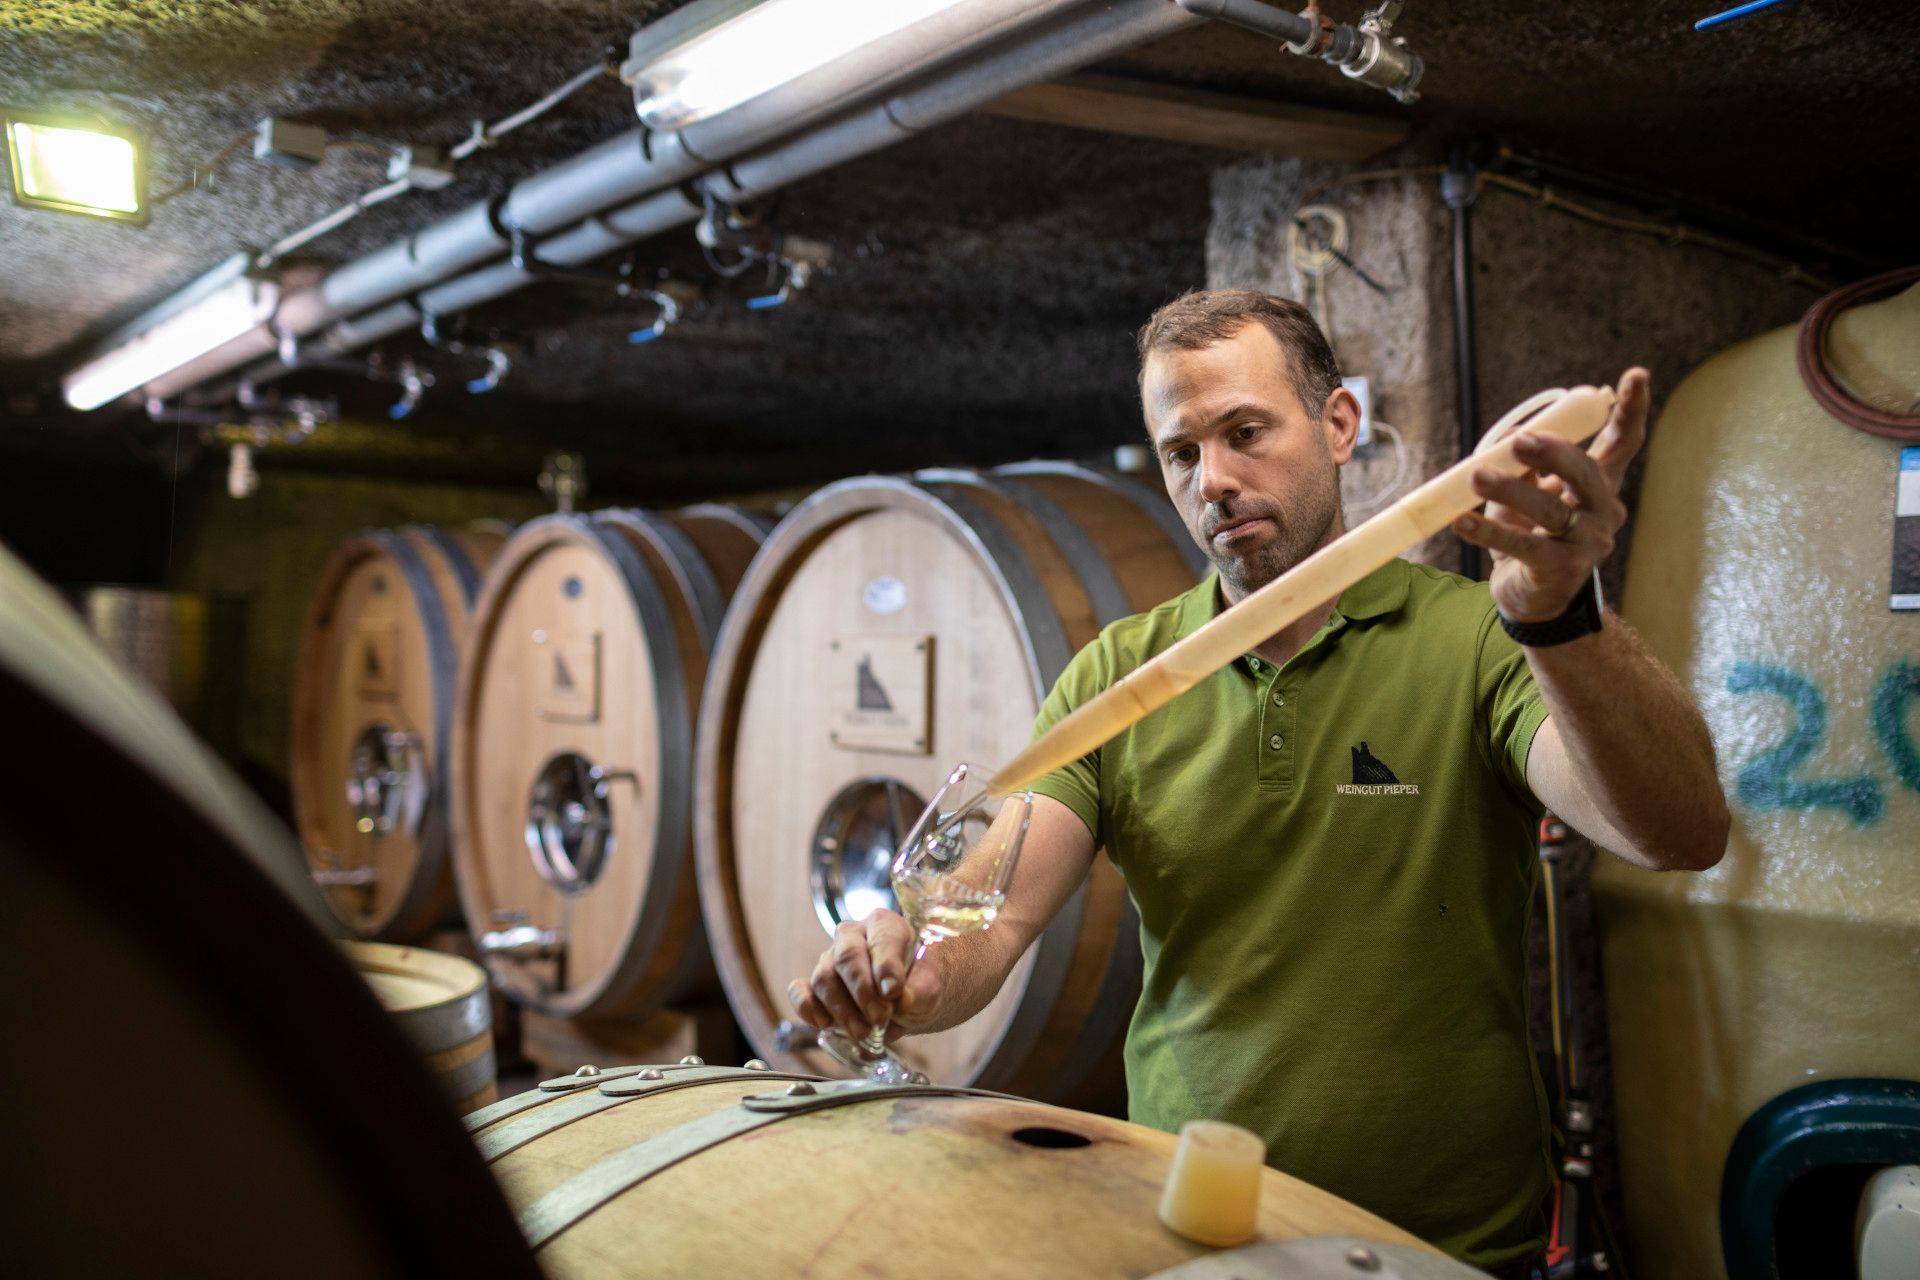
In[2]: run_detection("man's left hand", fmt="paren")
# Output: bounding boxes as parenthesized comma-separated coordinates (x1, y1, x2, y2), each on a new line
(1453, 367, 1650, 623)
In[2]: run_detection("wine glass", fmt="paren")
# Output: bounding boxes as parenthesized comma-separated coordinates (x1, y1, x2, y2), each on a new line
(817, 762, 1032, 1085)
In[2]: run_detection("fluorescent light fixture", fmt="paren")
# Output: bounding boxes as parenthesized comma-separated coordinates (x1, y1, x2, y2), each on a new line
(64, 257, 278, 411)
(624, 0, 977, 129)
(4, 108, 146, 224)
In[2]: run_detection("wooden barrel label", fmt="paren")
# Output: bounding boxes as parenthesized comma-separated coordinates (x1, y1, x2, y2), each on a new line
(534, 629, 602, 723)
(828, 634, 932, 754)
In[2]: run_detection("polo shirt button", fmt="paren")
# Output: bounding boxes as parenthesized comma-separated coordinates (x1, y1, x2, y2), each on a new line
(1269, 734, 1284, 750)
(1272, 691, 1285, 706)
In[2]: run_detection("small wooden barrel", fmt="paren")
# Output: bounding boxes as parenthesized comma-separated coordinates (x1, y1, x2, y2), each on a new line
(465, 1066, 1443, 1278)
(348, 941, 497, 1114)
(451, 507, 771, 1020)
(292, 524, 507, 941)
(694, 463, 1205, 1102)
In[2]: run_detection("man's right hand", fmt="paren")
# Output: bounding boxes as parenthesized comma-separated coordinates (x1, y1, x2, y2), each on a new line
(788, 909, 941, 1044)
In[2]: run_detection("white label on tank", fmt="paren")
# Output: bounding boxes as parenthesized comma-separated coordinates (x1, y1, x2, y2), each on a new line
(864, 576, 908, 615)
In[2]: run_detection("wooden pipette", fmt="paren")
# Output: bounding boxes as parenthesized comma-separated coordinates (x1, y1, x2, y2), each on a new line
(988, 384, 1617, 796)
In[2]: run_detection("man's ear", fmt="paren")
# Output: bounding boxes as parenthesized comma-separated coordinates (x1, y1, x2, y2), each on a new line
(1322, 386, 1362, 465)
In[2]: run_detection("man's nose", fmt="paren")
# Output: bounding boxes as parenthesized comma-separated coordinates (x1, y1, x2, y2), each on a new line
(1197, 442, 1240, 505)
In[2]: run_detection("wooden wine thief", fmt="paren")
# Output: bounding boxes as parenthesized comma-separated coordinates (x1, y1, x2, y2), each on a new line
(988, 384, 1617, 796)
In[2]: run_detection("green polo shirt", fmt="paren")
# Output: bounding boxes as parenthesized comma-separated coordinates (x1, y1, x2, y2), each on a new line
(1027, 557, 1553, 1268)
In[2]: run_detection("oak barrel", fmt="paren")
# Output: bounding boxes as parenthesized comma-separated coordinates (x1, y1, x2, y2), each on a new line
(347, 940, 498, 1114)
(464, 1064, 1454, 1278)
(694, 463, 1205, 1101)
(292, 524, 507, 940)
(451, 506, 771, 1020)
(0, 539, 535, 1274)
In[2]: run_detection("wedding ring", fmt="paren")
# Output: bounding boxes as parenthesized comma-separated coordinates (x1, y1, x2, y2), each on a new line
(1549, 509, 1581, 541)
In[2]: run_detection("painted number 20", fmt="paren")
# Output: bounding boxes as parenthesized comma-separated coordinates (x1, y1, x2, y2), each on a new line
(1726, 661, 1920, 825)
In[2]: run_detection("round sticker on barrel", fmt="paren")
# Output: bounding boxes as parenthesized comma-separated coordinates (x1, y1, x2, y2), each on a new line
(864, 576, 907, 615)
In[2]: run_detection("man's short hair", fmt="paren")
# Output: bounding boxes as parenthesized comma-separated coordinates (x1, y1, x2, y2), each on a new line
(1136, 289, 1342, 417)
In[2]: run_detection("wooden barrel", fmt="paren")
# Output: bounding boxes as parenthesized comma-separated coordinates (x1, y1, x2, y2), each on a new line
(694, 463, 1205, 1102)
(292, 524, 507, 941)
(463, 1064, 1459, 1278)
(0, 539, 535, 1274)
(451, 506, 771, 1020)
(1594, 282, 1920, 1278)
(347, 940, 497, 1115)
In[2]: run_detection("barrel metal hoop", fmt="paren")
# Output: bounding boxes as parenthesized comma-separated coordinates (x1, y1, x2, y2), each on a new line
(363, 529, 461, 932)
(898, 476, 1087, 1086)
(554, 517, 695, 1015)
(677, 502, 777, 539)
(519, 1082, 1017, 1250)
(906, 478, 1072, 690)
(997, 461, 1209, 580)
(440, 1046, 499, 1108)
(405, 524, 486, 606)
(597, 509, 728, 652)
(475, 1066, 811, 1163)
(978, 474, 1133, 626)
(397, 980, 491, 1051)
(466, 1059, 763, 1131)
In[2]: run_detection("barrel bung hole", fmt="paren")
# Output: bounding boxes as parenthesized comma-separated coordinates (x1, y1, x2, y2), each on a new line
(1010, 1126, 1093, 1150)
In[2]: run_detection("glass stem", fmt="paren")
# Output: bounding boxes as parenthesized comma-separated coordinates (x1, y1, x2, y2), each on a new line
(858, 936, 933, 1058)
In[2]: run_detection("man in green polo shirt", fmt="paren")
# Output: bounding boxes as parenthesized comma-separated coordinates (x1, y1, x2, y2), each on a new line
(789, 290, 1729, 1275)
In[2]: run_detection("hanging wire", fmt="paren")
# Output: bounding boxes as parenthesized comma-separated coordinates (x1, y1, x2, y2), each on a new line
(251, 51, 619, 266)
(1478, 171, 1835, 290)
(1295, 162, 1833, 290)
(1341, 419, 1412, 516)
(449, 55, 618, 161)
(147, 131, 254, 207)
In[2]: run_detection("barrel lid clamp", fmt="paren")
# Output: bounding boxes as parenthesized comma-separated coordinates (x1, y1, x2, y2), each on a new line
(739, 1077, 1022, 1115)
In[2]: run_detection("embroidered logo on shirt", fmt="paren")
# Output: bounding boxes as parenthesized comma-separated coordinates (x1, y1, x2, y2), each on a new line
(1337, 742, 1421, 795)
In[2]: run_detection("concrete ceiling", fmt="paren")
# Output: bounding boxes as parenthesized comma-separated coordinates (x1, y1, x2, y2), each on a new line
(2, 0, 1913, 499)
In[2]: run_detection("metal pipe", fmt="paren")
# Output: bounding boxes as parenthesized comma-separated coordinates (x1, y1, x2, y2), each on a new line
(133, 0, 1119, 406)
(182, 0, 1202, 404)
(1173, 0, 1315, 46)
(1442, 147, 1481, 581)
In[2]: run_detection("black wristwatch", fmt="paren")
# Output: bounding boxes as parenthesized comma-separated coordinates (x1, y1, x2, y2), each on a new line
(1498, 570, 1605, 647)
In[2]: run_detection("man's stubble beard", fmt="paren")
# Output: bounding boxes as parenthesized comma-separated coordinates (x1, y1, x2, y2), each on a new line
(1209, 467, 1343, 599)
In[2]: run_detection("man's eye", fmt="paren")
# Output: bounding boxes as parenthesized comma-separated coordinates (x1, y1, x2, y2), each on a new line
(1234, 424, 1260, 441)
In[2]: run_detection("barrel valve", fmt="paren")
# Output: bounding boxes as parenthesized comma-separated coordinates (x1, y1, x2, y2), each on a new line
(481, 908, 565, 959)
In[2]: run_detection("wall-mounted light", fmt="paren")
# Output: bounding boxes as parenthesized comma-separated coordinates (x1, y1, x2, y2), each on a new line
(63, 254, 278, 411)
(4, 108, 147, 224)
(622, 0, 977, 130)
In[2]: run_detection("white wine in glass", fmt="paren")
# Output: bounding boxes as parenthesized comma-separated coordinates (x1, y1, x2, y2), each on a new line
(818, 762, 1031, 1084)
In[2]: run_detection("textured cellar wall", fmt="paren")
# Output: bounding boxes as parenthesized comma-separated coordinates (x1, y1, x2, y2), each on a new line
(1206, 146, 1816, 1263)
(165, 464, 551, 803)
(1207, 155, 1457, 567)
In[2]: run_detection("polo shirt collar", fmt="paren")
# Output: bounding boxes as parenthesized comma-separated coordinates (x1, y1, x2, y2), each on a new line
(1173, 557, 1413, 641)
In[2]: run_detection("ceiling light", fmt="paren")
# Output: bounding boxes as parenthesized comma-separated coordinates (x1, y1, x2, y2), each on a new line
(4, 108, 146, 224)
(63, 255, 278, 411)
(622, 0, 977, 130)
